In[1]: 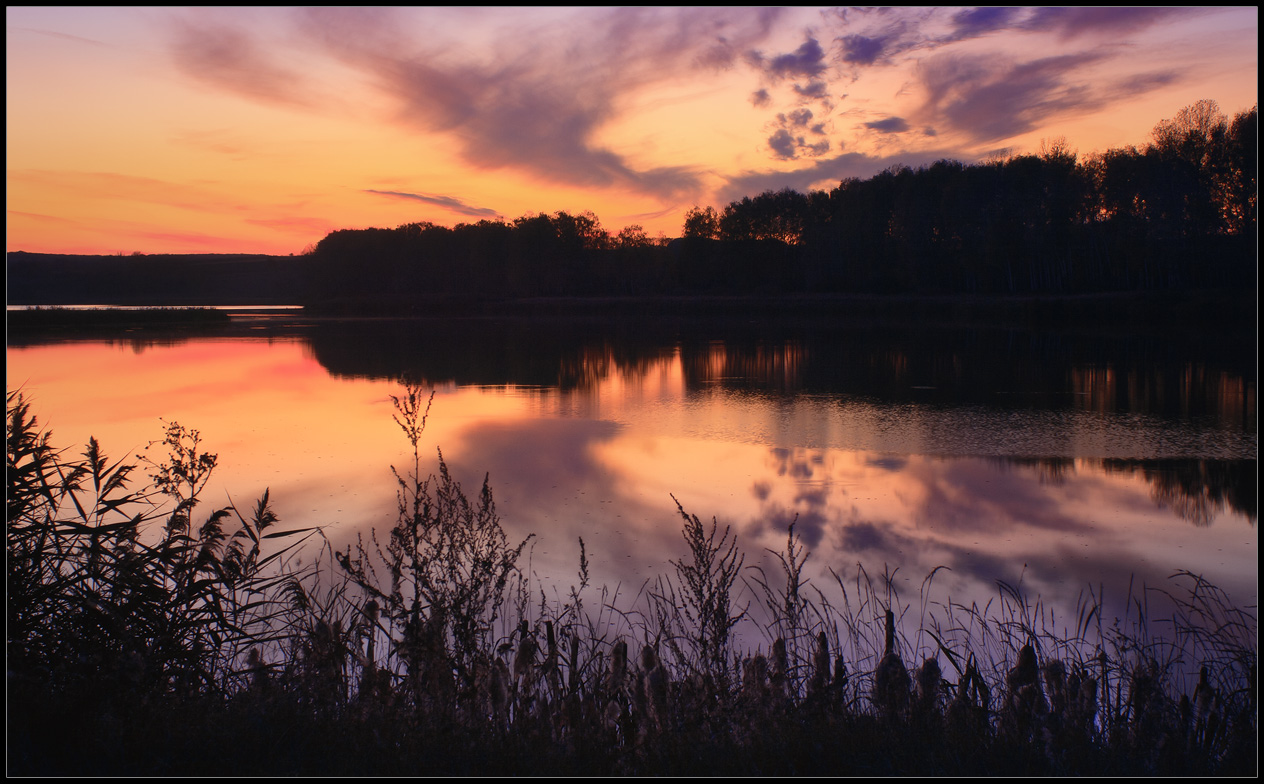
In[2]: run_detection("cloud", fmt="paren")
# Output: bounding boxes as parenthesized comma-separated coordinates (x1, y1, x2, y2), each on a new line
(786, 108, 815, 128)
(911, 46, 1198, 148)
(766, 130, 827, 161)
(792, 80, 830, 100)
(756, 35, 828, 80)
(865, 116, 910, 134)
(364, 189, 500, 218)
(915, 51, 1113, 144)
(768, 129, 799, 160)
(1021, 7, 1193, 39)
(838, 520, 914, 558)
(137, 228, 250, 247)
(165, 7, 785, 204)
(169, 20, 316, 108)
(947, 7, 1022, 40)
(245, 216, 336, 235)
(7, 210, 76, 225)
(839, 34, 890, 66)
(8, 169, 245, 214)
(1118, 71, 1181, 94)
(15, 27, 110, 47)
(719, 147, 951, 202)
(750, 88, 772, 107)
(767, 110, 832, 160)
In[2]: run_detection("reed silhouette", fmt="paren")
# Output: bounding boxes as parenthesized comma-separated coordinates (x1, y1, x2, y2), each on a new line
(6, 388, 1257, 776)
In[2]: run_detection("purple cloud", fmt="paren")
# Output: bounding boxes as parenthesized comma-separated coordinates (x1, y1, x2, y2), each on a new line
(719, 147, 953, 203)
(364, 189, 500, 218)
(916, 51, 1111, 143)
(839, 33, 890, 65)
(948, 7, 1022, 39)
(865, 117, 910, 134)
(792, 80, 830, 100)
(169, 20, 315, 108)
(764, 36, 828, 79)
(785, 108, 815, 128)
(768, 129, 799, 160)
(1022, 7, 1192, 39)
(168, 7, 785, 203)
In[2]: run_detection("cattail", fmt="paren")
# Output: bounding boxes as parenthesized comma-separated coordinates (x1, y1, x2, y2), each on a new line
(770, 637, 789, 702)
(640, 644, 668, 732)
(1193, 664, 1220, 748)
(514, 621, 538, 683)
(1005, 643, 1047, 738)
(490, 657, 511, 719)
(543, 620, 561, 699)
(247, 646, 269, 692)
(948, 654, 989, 737)
(568, 634, 582, 696)
(1042, 658, 1067, 719)
(609, 638, 628, 693)
(833, 655, 849, 698)
(743, 654, 770, 703)
(361, 600, 380, 691)
(915, 656, 942, 714)
(873, 608, 910, 718)
(809, 631, 831, 700)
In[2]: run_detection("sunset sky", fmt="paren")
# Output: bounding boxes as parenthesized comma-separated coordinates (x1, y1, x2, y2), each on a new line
(7, 6, 1258, 256)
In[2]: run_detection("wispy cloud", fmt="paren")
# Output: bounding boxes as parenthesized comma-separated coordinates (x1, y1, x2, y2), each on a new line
(7, 210, 77, 225)
(864, 117, 910, 134)
(915, 51, 1123, 144)
(169, 19, 317, 108)
(747, 35, 829, 80)
(15, 27, 110, 47)
(719, 147, 953, 202)
(364, 189, 500, 219)
(245, 216, 336, 235)
(8, 170, 246, 214)
(945, 7, 1023, 41)
(167, 7, 785, 203)
(1020, 7, 1194, 40)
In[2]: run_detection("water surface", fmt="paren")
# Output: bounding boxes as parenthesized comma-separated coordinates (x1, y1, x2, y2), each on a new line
(7, 314, 1256, 655)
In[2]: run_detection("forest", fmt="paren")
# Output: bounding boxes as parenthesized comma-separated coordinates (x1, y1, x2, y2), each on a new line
(302, 100, 1256, 309)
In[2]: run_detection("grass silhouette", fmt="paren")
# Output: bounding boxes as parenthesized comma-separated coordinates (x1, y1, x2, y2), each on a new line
(6, 386, 1256, 775)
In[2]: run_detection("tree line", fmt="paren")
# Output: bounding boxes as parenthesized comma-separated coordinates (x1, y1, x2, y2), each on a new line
(303, 100, 1256, 308)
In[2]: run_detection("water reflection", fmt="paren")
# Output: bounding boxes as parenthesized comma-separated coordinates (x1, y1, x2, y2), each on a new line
(306, 318, 1256, 435)
(6, 317, 1256, 653)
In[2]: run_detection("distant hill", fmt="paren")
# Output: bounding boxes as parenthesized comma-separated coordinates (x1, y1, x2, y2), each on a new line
(6, 252, 309, 306)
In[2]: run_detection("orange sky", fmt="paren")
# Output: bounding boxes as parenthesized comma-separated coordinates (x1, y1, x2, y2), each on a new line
(6, 6, 1258, 256)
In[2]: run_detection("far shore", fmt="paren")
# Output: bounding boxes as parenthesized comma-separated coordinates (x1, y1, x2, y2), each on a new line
(7, 289, 1255, 336)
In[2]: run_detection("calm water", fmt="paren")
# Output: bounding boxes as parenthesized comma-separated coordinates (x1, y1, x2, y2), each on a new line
(7, 313, 1257, 656)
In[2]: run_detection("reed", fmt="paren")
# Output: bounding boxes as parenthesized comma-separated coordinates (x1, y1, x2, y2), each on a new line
(6, 388, 1255, 776)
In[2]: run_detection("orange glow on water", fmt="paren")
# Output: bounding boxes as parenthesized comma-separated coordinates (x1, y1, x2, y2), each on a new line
(9, 333, 1253, 636)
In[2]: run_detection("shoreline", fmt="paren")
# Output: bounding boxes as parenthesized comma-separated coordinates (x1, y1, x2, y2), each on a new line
(8, 289, 1255, 330)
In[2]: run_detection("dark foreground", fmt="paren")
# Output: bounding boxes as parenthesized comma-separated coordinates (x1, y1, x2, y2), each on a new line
(7, 388, 1256, 777)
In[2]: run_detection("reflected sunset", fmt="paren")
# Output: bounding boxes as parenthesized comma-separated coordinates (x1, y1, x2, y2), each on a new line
(9, 325, 1255, 648)
(6, 6, 1258, 774)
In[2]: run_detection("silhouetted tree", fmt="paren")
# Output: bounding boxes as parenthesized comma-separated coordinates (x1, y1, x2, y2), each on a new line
(682, 206, 720, 240)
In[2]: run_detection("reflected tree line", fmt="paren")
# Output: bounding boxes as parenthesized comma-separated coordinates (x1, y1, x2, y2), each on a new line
(303, 318, 1256, 525)
(304, 101, 1255, 306)
(1000, 457, 1257, 527)
(305, 318, 1255, 428)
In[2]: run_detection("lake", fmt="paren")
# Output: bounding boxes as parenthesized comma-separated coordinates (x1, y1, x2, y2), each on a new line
(6, 309, 1256, 670)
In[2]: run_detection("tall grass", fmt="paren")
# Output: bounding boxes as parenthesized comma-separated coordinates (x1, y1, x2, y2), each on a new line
(6, 386, 1256, 775)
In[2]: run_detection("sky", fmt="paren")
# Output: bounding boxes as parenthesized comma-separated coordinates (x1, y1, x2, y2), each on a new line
(6, 6, 1259, 256)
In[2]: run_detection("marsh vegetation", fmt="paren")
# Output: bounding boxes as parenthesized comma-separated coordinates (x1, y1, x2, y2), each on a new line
(7, 386, 1256, 775)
